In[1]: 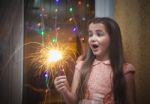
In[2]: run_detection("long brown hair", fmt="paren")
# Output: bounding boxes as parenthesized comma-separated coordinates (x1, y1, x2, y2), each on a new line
(76, 17, 126, 104)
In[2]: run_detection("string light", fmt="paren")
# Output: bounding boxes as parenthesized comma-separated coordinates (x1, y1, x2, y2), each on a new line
(25, 1, 95, 99)
(55, 8, 58, 12)
(27, 0, 94, 75)
(41, 31, 45, 36)
(69, 7, 73, 12)
(78, 1, 82, 5)
(56, 27, 60, 31)
(44, 70, 49, 87)
(38, 30, 45, 36)
(44, 71, 49, 78)
(86, 3, 90, 7)
(72, 26, 77, 32)
(82, 17, 86, 21)
(55, 0, 60, 6)
(40, 13, 43, 17)
(51, 37, 57, 43)
(69, 17, 73, 22)
(37, 23, 41, 27)
(42, 7, 45, 11)
(56, 0, 60, 2)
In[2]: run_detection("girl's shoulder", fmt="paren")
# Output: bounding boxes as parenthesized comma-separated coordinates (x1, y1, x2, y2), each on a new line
(123, 63, 135, 74)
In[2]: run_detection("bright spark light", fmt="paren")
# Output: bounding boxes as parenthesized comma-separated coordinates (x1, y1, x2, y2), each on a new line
(47, 49, 62, 63)
(29, 42, 76, 75)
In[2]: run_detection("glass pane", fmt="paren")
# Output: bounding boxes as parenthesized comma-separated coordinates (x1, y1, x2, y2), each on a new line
(23, 0, 95, 104)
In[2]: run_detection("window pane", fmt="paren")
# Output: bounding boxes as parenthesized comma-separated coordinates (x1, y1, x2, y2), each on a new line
(23, 0, 95, 104)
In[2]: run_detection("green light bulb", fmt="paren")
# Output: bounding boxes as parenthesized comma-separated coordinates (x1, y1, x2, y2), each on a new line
(69, 7, 73, 12)
(51, 37, 57, 43)
(41, 31, 44, 36)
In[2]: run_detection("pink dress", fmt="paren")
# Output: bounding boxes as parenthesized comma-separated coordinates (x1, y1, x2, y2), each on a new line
(75, 59, 135, 104)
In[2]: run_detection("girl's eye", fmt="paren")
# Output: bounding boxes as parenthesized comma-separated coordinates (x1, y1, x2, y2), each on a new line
(88, 32, 93, 37)
(97, 32, 104, 36)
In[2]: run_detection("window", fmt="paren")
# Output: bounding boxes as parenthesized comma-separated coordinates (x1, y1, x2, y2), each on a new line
(23, 0, 95, 103)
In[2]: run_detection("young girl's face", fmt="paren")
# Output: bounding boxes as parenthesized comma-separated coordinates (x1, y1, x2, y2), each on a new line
(88, 23, 110, 60)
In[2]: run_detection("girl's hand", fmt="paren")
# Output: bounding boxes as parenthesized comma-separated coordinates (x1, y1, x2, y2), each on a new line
(54, 75, 70, 94)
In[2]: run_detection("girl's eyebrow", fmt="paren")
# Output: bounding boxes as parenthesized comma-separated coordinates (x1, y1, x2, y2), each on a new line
(88, 29, 104, 33)
(95, 30, 103, 32)
(88, 30, 92, 33)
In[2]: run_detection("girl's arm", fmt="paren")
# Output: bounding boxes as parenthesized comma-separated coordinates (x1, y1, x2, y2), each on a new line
(54, 68, 80, 104)
(124, 66, 136, 104)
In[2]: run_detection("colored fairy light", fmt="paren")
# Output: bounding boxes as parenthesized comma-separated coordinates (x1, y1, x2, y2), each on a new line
(55, 0, 60, 5)
(69, 7, 73, 12)
(38, 30, 45, 36)
(82, 17, 86, 21)
(78, 1, 82, 5)
(41, 31, 45, 36)
(69, 18, 73, 22)
(55, 8, 58, 12)
(51, 37, 57, 43)
(72, 26, 77, 32)
(86, 3, 90, 7)
(37, 23, 41, 26)
(42, 7, 45, 11)
(44, 71, 49, 86)
(56, 27, 60, 31)
(73, 28, 76, 31)
(45, 72, 49, 78)
(56, 0, 59, 2)
(40, 13, 43, 17)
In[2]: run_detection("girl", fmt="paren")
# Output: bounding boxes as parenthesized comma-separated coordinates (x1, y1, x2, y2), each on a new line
(54, 17, 136, 104)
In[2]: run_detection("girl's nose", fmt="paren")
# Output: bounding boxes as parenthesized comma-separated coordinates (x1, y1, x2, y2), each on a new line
(90, 35, 97, 42)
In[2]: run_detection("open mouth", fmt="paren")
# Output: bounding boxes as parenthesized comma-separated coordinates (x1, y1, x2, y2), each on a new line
(91, 44, 99, 51)
(92, 44, 99, 48)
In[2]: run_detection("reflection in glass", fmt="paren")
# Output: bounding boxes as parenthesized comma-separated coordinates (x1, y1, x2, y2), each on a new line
(23, 0, 95, 104)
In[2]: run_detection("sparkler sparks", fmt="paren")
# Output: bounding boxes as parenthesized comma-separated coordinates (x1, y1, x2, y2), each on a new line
(47, 49, 62, 63)
(29, 42, 76, 75)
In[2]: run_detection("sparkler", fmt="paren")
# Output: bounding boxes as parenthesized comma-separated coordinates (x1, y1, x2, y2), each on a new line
(29, 42, 76, 76)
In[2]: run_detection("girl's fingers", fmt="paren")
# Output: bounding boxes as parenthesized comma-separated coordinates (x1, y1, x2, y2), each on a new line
(54, 76, 68, 92)
(56, 83, 65, 91)
(55, 76, 67, 85)
(56, 78, 66, 85)
(56, 82, 64, 88)
(57, 86, 66, 92)
(55, 76, 66, 81)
